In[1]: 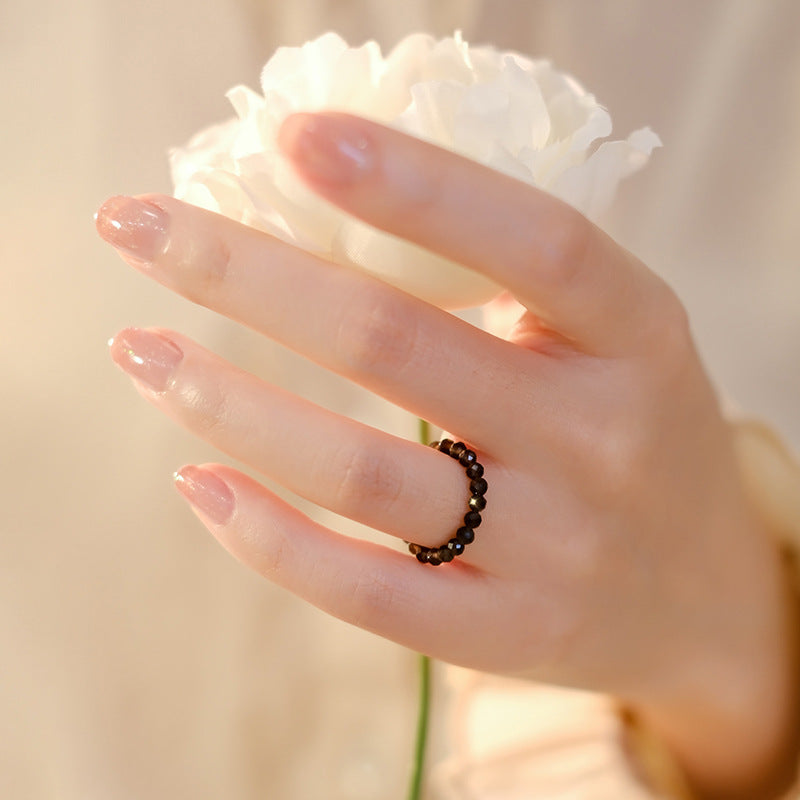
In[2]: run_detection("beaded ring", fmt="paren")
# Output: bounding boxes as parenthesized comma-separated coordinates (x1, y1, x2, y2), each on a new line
(406, 439, 488, 566)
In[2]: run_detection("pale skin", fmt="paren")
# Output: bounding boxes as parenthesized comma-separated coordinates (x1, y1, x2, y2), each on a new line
(97, 112, 798, 798)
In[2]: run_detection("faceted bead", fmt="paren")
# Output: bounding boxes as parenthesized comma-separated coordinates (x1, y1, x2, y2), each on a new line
(427, 553, 443, 566)
(456, 526, 475, 545)
(466, 462, 484, 480)
(470, 477, 488, 496)
(464, 510, 482, 528)
(407, 542, 423, 555)
(416, 551, 429, 564)
(438, 547, 454, 563)
(459, 449, 477, 467)
(447, 539, 465, 556)
(449, 442, 467, 459)
(469, 494, 487, 512)
(438, 439, 454, 454)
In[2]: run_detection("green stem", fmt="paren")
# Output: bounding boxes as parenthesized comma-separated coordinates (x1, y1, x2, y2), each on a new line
(407, 653, 431, 800)
(407, 417, 433, 800)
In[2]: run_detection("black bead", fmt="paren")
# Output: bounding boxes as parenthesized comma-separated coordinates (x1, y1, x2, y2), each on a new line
(447, 539, 465, 556)
(456, 526, 475, 545)
(468, 494, 487, 511)
(459, 449, 477, 467)
(469, 477, 488, 496)
(466, 462, 484, 480)
(464, 510, 482, 528)
(411, 439, 490, 564)
(449, 442, 467, 459)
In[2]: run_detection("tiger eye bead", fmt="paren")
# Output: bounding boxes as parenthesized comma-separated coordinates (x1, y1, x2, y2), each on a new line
(438, 547, 454, 563)
(466, 462, 484, 480)
(447, 539, 465, 556)
(459, 449, 477, 467)
(468, 494, 487, 512)
(416, 550, 430, 563)
(449, 442, 467, 459)
(427, 553, 443, 566)
(407, 542, 423, 555)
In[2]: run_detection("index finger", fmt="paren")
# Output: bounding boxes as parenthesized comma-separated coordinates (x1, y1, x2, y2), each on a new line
(278, 112, 676, 356)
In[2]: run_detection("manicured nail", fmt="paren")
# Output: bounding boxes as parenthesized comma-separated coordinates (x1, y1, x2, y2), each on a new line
(278, 113, 374, 184)
(95, 195, 169, 262)
(109, 328, 183, 392)
(174, 465, 235, 525)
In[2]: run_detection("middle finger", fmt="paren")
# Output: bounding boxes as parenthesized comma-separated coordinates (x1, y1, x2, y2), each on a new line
(96, 194, 550, 455)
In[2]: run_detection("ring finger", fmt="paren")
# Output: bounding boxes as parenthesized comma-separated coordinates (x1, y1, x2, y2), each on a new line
(110, 326, 501, 558)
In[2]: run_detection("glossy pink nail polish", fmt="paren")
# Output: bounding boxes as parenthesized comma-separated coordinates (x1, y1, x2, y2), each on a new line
(95, 195, 169, 262)
(109, 328, 183, 392)
(174, 466, 235, 526)
(278, 113, 374, 184)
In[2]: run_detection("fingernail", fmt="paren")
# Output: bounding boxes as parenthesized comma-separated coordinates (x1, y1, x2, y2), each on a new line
(278, 113, 374, 184)
(95, 195, 169, 262)
(174, 465, 235, 526)
(109, 328, 183, 392)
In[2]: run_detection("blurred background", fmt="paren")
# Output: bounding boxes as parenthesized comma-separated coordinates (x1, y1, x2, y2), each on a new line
(1, 1, 798, 797)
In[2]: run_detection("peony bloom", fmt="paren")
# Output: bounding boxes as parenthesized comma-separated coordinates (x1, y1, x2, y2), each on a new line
(171, 32, 660, 308)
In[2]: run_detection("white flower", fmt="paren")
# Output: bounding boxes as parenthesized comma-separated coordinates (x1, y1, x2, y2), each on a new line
(171, 32, 660, 308)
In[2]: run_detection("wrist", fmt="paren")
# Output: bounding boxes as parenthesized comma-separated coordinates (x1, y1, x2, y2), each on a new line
(632, 479, 800, 798)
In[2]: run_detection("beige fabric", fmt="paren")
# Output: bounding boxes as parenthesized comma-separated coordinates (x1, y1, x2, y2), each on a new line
(2, 1, 799, 797)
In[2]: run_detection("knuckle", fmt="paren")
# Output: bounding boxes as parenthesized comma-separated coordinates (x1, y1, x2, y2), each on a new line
(335, 288, 417, 375)
(331, 444, 404, 518)
(348, 568, 400, 630)
(176, 378, 231, 438)
(257, 525, 289, 578)
(526, 208, 594, 290)
(592, 423, 649, 498)
(174, 231, 233, 306)
(652, 288, 694, 367)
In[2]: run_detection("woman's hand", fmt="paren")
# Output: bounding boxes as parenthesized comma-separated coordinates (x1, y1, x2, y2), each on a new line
(97, 113, 797, 798)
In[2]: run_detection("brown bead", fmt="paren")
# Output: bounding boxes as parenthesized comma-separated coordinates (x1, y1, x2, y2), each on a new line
(459, 449, 477, 467)
(447, 540, 465, 556)
(438, 547, 454, 563)
(449, 442, 467, 459)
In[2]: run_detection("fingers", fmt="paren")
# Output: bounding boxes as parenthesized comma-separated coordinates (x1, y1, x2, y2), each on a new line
(96, 194, 547, 450)
(173, 462, 489, 660)
(109, 326, 476, 549)
(278, 112, 673, 356)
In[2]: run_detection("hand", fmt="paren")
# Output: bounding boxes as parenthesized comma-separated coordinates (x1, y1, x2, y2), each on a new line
(97, 113, 797, 797)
